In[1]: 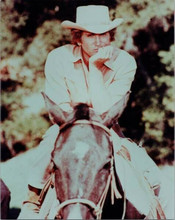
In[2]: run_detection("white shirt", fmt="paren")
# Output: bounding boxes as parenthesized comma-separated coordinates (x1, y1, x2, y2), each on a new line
(45, 44, 137, 113)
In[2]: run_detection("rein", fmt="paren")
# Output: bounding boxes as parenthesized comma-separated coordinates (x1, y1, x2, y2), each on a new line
(54, 119, 122, 219)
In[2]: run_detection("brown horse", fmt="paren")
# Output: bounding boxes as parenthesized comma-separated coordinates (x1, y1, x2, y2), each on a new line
(42, 92, 144, 219)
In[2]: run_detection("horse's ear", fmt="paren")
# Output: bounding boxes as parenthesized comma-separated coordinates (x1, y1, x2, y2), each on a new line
(101, 92, 130, 127)
(41, 92, 69, 125)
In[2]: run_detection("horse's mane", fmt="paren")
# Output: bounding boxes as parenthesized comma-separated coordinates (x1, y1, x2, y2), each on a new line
(58, 104, 90, 133)
(74, 103, 90, 120)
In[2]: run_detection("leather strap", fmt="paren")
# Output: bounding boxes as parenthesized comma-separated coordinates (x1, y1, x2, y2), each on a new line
(112, 123, 125, 138)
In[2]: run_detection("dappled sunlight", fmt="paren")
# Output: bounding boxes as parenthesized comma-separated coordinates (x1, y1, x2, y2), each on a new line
(1, 0, 174, 162)
(1, 2, 174, 218)
(23, 93, 45, 114)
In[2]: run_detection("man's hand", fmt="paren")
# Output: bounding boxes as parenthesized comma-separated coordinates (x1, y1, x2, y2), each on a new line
(87, 46, 114, 113)
(89, 45, 113, 69)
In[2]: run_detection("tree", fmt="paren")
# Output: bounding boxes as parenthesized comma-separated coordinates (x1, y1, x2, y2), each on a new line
(1, 0, 174, 164)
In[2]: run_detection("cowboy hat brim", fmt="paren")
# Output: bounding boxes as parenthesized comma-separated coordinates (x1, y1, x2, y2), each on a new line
(61, 18, 123, 34)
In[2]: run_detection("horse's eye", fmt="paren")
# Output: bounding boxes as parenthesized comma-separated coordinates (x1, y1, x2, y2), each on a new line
(51, 160, 58, 170)
(53, 163, 58, 170)
(103, 161, 111, 170)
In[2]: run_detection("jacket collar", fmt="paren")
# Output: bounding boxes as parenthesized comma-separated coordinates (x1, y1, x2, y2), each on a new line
(70, 45, 115, 71)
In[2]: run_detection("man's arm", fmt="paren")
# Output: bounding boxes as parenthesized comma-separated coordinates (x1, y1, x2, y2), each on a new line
(88, 46, 114, 113)
(88, 46, 137, 114)
(44, 50, 73, 112)
(107, 52, 136, 106)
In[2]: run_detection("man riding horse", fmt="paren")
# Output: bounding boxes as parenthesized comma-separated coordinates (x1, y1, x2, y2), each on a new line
(18, 5, 172, 219)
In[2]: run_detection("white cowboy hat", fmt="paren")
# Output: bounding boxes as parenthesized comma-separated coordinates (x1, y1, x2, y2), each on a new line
(61, 5, 123, 34)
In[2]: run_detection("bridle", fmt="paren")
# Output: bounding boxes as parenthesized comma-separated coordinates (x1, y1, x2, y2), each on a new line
(59, 119, 111, 136)
(51, 119, 122, 219)
(55, 159, 122, 219)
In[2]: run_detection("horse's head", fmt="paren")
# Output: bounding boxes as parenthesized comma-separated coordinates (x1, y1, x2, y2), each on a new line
(42, 92, 129, 219)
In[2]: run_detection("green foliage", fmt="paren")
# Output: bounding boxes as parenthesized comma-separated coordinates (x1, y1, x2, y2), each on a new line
(112, 0, 173, 48)
(1, 17, 69, 153)
(24, 20, 70, 71)
(139, 44, 174, 162)
(1, 0, 174, 164)
(111, 0, 173, 163)
(2, 110, 50, 149)
(0, 21, 24, 58)
(1, 1, 29, 58)
(1, 72, 50, 149)
(1, 0, 28, 30)
(142, 45, 174, 130)
(1, 14, 71, 153)
(159, 45, 174, 72)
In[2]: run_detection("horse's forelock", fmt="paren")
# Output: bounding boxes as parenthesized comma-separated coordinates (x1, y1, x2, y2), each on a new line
(74, 103, 90, 120)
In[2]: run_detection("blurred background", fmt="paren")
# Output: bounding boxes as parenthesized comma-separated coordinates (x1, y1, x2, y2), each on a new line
(0, 0, 174, 218)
